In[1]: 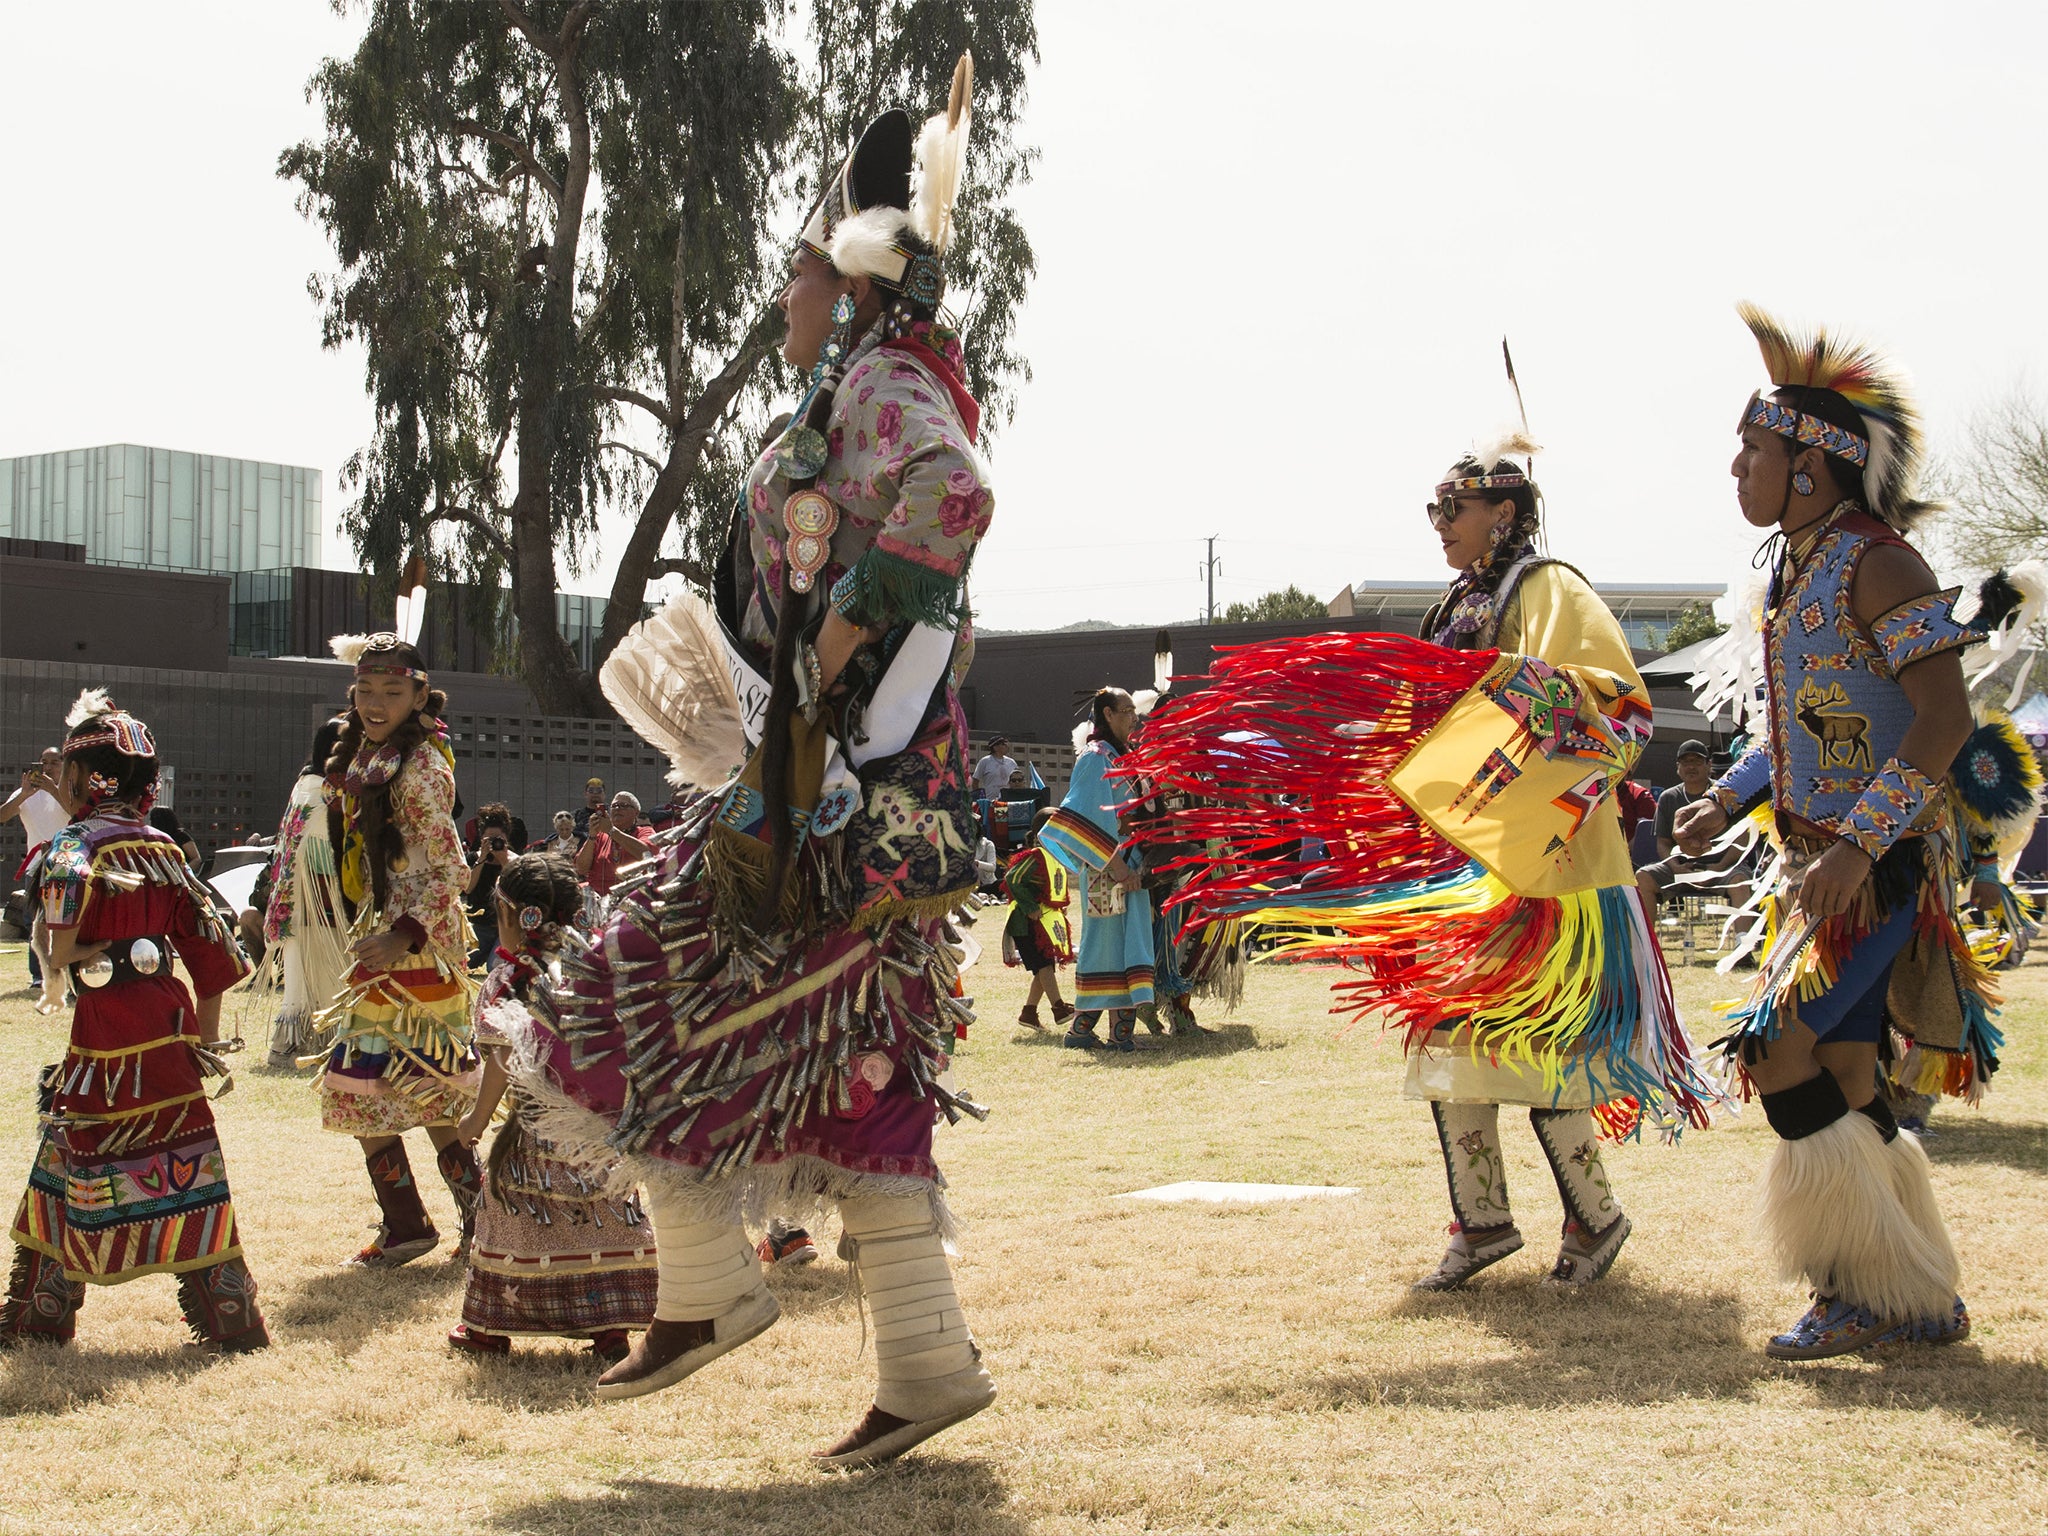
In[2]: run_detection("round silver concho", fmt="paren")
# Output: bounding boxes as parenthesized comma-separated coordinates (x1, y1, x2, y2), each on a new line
(76, 954, 115, 989)
(128, 938, 164, 976)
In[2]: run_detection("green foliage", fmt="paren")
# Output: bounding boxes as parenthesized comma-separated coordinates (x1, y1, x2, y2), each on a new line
(1218, 585, 1331, 625)
(1663, 601, 1727, 653)
(283, 0, 1037, 712)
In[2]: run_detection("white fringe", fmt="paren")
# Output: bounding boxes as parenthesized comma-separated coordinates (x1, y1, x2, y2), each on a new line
(1758, 1109, 1959, 1322)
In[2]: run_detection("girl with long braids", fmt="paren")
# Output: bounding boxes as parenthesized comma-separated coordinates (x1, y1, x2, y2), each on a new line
(313, 634, 483, 1268)
(1, 692, 268, 1352)
(1122, 430, 1715, 1296)
(448, 854, 655, 1361)
(511, 59, 997, 1467)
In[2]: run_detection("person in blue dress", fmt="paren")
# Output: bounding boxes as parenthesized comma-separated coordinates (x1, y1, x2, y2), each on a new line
(1042, 689, 1154, 1052)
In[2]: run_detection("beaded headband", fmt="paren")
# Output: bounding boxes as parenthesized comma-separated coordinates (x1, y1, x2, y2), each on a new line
(1433, 471, 1529, 499)
(66, 712, 157, 759)
(1741, 391, 1869, 467)
(352, 633, 429, 683)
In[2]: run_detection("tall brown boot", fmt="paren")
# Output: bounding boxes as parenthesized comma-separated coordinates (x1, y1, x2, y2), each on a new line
(435, 1139, 483, 1250)
(177, 1255, 270, 1353)
(348, 1140, 439, 1268)
(0, 1245, 84, 1347)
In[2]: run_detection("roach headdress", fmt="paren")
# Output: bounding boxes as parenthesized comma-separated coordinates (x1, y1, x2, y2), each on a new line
(1737, 303, 1937, 532)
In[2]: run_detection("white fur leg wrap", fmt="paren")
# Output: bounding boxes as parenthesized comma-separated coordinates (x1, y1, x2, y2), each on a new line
(1758, 1109, 1959, 1323)
(643, 1185, 760, 1323)
(840, 1194, 986, 1420)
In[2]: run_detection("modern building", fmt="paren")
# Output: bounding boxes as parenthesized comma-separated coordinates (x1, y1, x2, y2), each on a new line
(1328, 577, 1725, 651)
(2, 443, 323, 575)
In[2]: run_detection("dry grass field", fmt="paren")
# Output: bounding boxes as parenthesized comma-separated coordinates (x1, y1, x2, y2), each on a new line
(0, 931, 2042, 1536)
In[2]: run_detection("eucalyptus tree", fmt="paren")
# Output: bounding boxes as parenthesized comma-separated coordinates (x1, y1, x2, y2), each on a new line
(284, 0, 1037, 715)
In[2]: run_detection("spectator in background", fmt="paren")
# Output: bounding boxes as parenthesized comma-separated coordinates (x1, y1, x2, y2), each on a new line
(464, 807, 517, 965)
(1636, 741, 1748, 909)
(3, 747, 73, 994)
(1615, 777, 1657, 848)
(464, 802, 528, 855)
(606, 791, 652, 863)
(148, 804, 201, 870)
(574, 778, 607, 836)
(575, 807, 619, 900)
(536, 810, 580, 858)
(974, 737, 1017, 804)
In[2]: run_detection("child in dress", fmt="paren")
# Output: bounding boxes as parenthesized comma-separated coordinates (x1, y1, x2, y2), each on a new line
(1002, 809, 1076, 1032)
(449, 854, 656, 1362)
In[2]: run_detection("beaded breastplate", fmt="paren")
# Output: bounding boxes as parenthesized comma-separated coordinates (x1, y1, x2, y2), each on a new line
(1762, 509, 1972, 837)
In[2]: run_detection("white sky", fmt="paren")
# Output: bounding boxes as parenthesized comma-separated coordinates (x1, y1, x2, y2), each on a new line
(5, 2, 2043, 633)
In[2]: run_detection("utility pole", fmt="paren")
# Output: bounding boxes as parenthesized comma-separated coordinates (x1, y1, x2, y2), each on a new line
(1200, 535, 1221, 625)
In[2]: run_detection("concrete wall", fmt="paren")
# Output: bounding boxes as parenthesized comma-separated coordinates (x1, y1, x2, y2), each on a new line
(2, 555, 232, 672)
(0, 657, 676, 876)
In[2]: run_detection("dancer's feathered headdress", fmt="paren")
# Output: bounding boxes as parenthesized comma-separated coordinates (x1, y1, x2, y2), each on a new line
(1737, 302, 1937, 531)
(1439, 429, 1543, 499)
(804, 53, 974, 309)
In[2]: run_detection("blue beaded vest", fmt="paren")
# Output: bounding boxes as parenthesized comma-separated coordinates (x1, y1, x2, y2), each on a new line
(1762, 507, 1926, 839)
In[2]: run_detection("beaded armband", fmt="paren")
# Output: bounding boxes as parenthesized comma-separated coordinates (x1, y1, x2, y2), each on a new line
(1710, 744, 1772, 819)
(1841, 756, 1938, 862)
(828, 566, 862, 621)
(1872, 587, 1981, 674)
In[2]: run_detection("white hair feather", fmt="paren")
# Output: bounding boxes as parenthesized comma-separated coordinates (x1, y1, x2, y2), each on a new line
(66, 688, 115, 728)
(908, 53, 973, 254)
(329, 633, 374, 667)
(1465, 428, 1543, 473)
(827, 207, 914, 284)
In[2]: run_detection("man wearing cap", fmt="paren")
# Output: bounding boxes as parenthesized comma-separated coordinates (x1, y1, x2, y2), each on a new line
(973, 738, 1017, 804)
(573, 777, 607, 837)
(1635, 740, 1748, 911)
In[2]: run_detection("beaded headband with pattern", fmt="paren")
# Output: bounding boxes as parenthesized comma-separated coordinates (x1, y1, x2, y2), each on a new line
(332, 631, 429, 682)
(1737, 302, 1935, 530)
(1434, 470, 1529, 499)
(1740, 393, 1869, 467)
(66, 712, 157, 759)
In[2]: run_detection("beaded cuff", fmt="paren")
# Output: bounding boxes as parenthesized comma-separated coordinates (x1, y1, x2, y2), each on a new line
(1711, 744, 1772, 818)
(1841, 756, 1938, 862)
(1872, 587, 1981, 674)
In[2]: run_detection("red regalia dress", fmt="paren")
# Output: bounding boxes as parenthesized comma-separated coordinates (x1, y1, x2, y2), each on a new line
(3, 810, 267, 1349)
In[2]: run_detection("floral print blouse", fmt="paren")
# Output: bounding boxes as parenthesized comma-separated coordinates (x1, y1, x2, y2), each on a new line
(737, 321, 992, 677)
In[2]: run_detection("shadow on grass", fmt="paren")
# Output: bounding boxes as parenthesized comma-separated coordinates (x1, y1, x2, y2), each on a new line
(271, 1253, 465, 1351)
(0, 1340, 216, 1417)
(1921, 1115, 2047, 1177)
(1049, 1023, 1265, 1067)
(487, 1460, 1021, 1536)
(1268, 1274, 2046, 1447)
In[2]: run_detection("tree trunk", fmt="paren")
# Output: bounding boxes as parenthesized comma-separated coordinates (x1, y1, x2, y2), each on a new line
(588, 309, 779, 674)
(506, 12, 608, 719)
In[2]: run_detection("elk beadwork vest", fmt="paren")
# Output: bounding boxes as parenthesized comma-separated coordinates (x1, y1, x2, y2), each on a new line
(1762, 509, 1927, 839)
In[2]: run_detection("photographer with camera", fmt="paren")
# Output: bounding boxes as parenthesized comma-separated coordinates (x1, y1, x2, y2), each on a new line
(463, 803, 518, 967)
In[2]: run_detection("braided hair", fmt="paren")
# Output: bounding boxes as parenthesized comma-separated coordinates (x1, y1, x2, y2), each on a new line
(323, 639, 448, 915)
(754, 253, 946, 925)
(494, 853, 581, 969)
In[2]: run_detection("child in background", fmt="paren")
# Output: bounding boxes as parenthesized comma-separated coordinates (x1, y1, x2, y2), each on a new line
(450, 854, 656, 1363)
(1002, 808, 1076, 1032)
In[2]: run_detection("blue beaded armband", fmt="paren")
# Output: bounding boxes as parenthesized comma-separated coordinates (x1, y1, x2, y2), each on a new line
(1711, 744, 1771, 818)
(1841, 756, 1938, 862)
(1872, 587, 1981, 675)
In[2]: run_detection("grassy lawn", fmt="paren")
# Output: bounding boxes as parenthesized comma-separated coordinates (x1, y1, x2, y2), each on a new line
(0, 931, 2041, 1535)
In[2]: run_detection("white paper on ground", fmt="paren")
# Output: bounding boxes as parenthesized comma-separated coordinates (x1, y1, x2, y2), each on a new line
(1115, 1181, 1360, 1204)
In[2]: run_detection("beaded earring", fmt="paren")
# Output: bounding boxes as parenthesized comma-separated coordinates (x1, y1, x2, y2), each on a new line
(1792, 471, 1814, 496)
